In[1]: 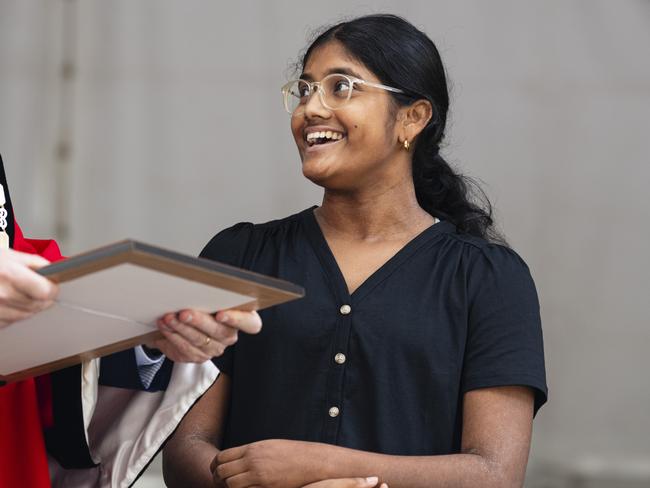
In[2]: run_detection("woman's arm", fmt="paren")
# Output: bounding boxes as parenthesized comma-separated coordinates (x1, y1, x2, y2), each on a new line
(163, 373, 231, 488)
(214, 386, 535, 488)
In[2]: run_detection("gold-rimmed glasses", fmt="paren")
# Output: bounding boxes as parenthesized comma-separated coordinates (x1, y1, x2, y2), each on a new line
(281, 73, 404, 115)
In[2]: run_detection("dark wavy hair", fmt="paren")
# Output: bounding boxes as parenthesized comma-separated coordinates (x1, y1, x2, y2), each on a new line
(301, 14, 504, 243)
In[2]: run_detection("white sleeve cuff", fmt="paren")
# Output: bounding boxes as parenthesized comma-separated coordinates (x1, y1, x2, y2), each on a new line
(134, 345, 165, 366)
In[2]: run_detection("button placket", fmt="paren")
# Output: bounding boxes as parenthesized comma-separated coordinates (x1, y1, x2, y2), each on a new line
(323, 302, 354, 438)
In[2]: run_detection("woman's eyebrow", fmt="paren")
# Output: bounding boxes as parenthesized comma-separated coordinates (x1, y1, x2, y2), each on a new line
(301, 67, 365, 81)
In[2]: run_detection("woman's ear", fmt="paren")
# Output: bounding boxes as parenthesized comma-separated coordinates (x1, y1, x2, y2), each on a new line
(400, 99, 433, 143)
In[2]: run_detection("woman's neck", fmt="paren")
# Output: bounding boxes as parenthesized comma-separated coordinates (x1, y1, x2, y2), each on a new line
(315, 178, 434, 242)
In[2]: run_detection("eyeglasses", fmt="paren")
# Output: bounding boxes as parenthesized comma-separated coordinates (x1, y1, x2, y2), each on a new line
(281, 73, 404, 116)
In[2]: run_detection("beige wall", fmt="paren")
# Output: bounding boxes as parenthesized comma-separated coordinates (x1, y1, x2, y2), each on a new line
(1, 1, 649, 486)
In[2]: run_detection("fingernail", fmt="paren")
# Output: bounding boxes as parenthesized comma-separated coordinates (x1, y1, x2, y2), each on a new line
(220, 314, 231, 324)
(366, 477, 378, 485)
(184, 313, 193, 324)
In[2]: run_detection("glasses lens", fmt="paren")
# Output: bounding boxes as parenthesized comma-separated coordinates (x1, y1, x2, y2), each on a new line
(284, 80, 310, 114)
(321, 74, 353, 110)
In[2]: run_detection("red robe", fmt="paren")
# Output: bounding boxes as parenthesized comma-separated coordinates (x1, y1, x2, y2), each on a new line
(0, 222, 63, 488)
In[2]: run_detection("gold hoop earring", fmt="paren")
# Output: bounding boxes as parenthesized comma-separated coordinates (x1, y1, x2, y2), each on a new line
(403, 139, 410, 151)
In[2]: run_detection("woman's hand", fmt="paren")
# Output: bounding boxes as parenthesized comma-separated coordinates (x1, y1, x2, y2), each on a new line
(0, 249, 57, 328)
(303, 478, 387, 488)
(211, 439, 321, 488)
(153, 309, 262, 363)
(211, 439, 387, 488)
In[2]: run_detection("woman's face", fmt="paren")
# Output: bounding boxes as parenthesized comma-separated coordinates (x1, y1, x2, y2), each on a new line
(291, 41, 403, 191)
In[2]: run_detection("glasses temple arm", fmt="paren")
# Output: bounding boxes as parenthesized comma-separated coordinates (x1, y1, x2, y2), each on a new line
(358, 80, 404, 94)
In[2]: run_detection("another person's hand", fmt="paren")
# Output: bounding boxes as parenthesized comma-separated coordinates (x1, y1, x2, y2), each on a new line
(153, 309, 262, 362)
(0, 249, 57, 329)
(303, 478, 387, 488)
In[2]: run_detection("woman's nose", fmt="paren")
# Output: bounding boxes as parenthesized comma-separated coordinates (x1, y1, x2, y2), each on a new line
(303, 87, 330, 119)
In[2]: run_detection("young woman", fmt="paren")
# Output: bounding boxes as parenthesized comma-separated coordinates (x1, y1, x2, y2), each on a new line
(163, 14, 547, 488)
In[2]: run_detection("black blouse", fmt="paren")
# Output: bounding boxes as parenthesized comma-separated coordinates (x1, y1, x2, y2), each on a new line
(202, 207, 547, 456)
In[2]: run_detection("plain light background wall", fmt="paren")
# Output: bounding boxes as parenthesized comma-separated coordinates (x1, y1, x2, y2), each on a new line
(1, 1, 649, 486)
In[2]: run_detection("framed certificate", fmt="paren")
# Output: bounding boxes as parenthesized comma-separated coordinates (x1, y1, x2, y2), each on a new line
(0, 240, 304, 383)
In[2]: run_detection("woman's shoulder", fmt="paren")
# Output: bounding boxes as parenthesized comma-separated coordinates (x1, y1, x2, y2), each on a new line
(440, 225, 530, 271)
(199, 207, 314, 266)
(434, 224, 536, 297)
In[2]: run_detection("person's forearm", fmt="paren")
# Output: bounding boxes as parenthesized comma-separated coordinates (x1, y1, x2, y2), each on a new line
(163, 436, 219, 488)
(309, 443, 512, 488)
(164, 374, 231, 487)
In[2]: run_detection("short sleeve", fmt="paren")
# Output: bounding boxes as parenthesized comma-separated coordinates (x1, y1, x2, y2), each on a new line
(199, 222, 255, 377)
(200, 222, 255, 267)
(461, 245, 548, 415)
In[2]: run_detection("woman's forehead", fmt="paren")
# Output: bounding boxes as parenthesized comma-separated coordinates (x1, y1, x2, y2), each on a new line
(302, 41, 376, 82)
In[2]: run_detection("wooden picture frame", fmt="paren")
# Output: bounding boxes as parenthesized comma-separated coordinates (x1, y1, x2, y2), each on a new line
(0, 240, 304, 383)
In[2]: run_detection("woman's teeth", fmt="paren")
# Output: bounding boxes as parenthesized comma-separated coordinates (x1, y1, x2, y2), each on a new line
(306, 131, 345, 146)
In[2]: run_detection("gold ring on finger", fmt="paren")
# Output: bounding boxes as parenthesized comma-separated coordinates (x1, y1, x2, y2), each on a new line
(203, 335, 211, 347)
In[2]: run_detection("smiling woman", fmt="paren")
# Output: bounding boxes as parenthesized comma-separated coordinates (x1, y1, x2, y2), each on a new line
(162, 14, 546, 488)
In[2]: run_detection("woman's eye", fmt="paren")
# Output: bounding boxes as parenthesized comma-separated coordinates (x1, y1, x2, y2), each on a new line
(298, 86, 310, 98)
(334, 80, 351, 94)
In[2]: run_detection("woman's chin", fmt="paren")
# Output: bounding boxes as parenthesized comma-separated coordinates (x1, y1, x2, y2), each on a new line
(301, 157, 336, 185)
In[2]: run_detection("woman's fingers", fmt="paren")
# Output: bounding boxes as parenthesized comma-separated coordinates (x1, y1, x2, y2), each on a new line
(210, 453, 219, 474)
(216, 445, 246, 464)
(302, 478, 386, 488)
(214, 458, 247, 480)
(218, 471, 255, 488)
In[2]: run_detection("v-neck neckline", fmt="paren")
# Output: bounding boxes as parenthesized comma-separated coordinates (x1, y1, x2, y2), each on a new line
(301, 206, 452, 305)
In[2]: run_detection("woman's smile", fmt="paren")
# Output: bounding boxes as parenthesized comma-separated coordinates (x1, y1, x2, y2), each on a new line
(303, 125, 347, 154)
